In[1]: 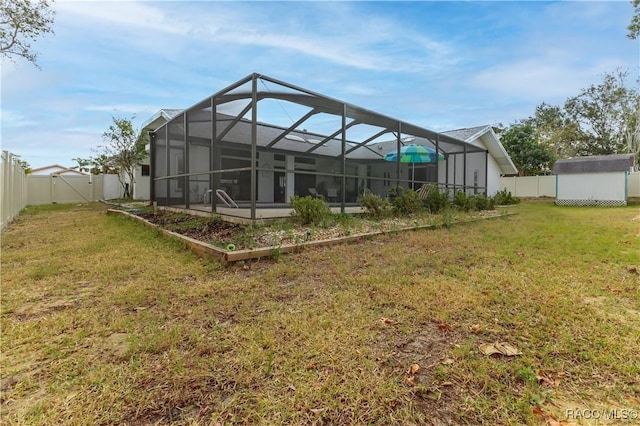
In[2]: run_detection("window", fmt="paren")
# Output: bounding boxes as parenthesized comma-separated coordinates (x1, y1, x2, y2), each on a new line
(141, 164, 150, 176)
(473, 169, 479, 194)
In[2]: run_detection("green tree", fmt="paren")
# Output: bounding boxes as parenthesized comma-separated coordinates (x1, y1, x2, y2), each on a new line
(0, 0, 55, 67)
(16, 158, 31, 174)
(99, 117, 148, 199)
(89, 154, 118, 175)
(72, 157, 92, 173)
(564, 69, 640, 157)
(500, 123, 555, 176)
(524, 102, 583, 158)
(628, 0, 640, 39)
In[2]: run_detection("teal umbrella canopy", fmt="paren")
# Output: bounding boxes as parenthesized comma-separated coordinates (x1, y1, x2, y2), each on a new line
(384, 144, 444, 163)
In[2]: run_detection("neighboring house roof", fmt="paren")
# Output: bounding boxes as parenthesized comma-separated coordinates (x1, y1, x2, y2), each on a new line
(443, 125, 518, 175)
(141, 109, 183, 131)
(31, 164, 87, 176)
(553, 154, 636, 174)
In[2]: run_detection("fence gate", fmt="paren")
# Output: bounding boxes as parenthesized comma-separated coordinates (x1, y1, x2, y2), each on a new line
(51, 175, 94, 204)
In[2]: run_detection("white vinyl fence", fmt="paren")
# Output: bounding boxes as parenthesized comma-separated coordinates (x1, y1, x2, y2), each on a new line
(499, 172, 640, 198)
(27, 174, 124, 205)
(1, 151, 28, 231)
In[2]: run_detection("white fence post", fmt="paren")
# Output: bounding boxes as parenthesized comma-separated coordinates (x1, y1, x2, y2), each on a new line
(1, 151, 28, 232)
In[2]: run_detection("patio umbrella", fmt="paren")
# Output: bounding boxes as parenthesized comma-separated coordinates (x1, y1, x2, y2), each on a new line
(384, 144, 444, 187)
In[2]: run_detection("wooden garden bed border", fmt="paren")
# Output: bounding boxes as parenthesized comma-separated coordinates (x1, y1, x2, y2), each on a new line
(107, 209, 516, 264)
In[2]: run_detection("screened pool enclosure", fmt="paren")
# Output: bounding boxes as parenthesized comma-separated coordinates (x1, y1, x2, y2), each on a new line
(150, 73, 488, 220)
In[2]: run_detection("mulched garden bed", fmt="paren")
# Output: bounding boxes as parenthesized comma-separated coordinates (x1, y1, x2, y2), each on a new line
(124, 206, 506, 252)
(135, 210, 242, 244)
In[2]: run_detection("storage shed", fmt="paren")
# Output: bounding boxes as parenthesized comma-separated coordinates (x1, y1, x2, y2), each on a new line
(553, 154, 636, 206)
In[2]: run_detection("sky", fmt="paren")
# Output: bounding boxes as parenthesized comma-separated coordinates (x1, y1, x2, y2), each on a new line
(1, 0, 638, 169)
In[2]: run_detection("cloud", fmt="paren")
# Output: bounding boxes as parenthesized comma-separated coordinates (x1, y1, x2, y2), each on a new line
(0, 110, 39, 127)
(84, 104, 160, 116)
(55, 0, 190, 35)
(2, 0, 635, 169)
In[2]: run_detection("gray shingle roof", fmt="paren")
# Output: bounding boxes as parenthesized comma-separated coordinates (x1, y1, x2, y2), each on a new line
(553, 154, 636, 174)
(442, 125, 488, 141)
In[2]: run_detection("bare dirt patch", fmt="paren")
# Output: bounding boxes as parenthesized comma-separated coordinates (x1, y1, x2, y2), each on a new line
(376, 320, 466, 425)
(13, 298, 77, 320)
(583, 296, 640, 325)
(102, 333, 131, 361)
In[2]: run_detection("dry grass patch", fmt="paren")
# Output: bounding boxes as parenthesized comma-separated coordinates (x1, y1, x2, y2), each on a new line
(1, 201, 638, 425)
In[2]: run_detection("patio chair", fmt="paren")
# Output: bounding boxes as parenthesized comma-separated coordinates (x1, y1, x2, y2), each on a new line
(416, 184, 438, 201)
(308, 188, 320, 197)
(327, 188, 338, 202)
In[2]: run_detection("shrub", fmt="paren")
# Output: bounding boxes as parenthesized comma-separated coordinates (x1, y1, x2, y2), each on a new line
(357, 189, 391, 218)
(454, 191, 470, 211)
(289, 195, 333, 226)
(454, 191, 496, 211)
(392, 189, 423, 215)
(386, 185, 405, 204)
(474, 194, 495, 210)
(423, 184, 449, 213)
(493, 188, 520, 205)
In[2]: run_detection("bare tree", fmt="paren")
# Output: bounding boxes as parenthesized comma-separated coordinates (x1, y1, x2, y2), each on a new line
(0, 0, 55, 67)
(625, 109, 640, 169)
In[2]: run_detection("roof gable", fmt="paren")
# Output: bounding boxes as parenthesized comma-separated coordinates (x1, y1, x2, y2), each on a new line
(443, 125, 518, 175)
(31, 165, 87, 175)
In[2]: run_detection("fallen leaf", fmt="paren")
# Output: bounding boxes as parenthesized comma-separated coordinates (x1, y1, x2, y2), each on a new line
(404, 376, 415, 386)
(537, 370, 556, 387)
(469, 324, 481, 333)
(380, 317, 393, 324)
(440, 381, 454, 386)
(479, 342, 522, 357)
(438, 322, 454, 331)
(533, 405, 545, 417)
(198, 406, 210, 417)
(407, 363, 420, 374)
(441, 358, 454, 365)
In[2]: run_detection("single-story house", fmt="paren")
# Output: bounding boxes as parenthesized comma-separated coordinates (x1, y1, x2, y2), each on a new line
(442, 126, 518, 195)
(553, 153, 636, 206)
(146, 73, 518, 220)
(31, 164, 87, 176)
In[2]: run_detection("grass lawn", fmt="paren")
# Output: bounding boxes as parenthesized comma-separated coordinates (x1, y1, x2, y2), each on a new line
(1, 201, 638, 425)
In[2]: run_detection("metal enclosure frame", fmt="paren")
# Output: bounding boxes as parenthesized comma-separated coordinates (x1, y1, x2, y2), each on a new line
(150, 73, 488, 220)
